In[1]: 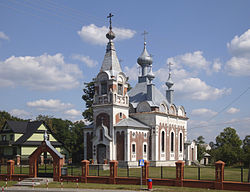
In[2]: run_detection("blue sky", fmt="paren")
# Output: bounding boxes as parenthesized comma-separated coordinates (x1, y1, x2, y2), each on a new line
(0, 0, 250, 142)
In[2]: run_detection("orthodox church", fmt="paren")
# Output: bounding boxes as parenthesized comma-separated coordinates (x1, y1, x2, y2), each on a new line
(83, 14, 197, 166)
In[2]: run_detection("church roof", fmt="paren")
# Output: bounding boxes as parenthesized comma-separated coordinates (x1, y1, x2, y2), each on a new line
(128, 82, 169, 108)
(115, 117, 150, 129)
(101, 41, 122, 72)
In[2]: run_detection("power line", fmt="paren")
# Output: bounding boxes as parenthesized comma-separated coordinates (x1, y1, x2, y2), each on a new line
(189, 86, 250, 131)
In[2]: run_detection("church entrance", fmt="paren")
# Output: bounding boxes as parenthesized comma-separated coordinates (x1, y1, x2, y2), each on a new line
(37, 152, 53, 178)
(97, 144, 106, 164)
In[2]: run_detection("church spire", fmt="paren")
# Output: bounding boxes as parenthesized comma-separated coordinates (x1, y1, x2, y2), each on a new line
(101, 13, 122, 72)
(166, 62, 174, 104)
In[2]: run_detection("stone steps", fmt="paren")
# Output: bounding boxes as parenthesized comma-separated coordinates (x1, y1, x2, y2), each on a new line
(14, 178, 53, 186)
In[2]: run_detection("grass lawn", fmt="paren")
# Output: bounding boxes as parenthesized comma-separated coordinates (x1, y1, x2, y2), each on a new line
(38, 182, 240, 192)
(0, 181, 17, 187)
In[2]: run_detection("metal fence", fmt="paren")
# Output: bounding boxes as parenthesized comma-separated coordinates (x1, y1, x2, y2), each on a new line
(0, 164, 7, 174)
(14, 165, 29, 174)
(89, 164, 110, 176)
(224, 167, 249, 183)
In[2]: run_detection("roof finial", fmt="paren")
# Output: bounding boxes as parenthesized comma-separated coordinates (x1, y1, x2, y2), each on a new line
(107, 13, 114, 30)
(142, 30, 148, 46)
(106, 13, 115, 42)
(168, 62, 173, 75)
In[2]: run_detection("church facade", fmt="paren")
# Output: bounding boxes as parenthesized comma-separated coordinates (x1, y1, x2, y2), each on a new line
(83, 15, 196, 166)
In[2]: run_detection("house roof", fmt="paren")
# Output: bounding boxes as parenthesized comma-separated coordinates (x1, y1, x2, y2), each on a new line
(115, 117, 150, 129)
(4, 120, 29, 133)
(13, 121, 45, 145)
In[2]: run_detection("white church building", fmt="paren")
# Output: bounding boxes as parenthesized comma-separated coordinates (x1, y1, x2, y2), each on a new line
(83, 14, 197, 166)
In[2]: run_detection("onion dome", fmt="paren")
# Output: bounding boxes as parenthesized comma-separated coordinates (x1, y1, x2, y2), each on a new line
(137, 42, 153, 67)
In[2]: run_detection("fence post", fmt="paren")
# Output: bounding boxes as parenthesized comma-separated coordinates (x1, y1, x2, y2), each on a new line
(175, 161, 184, 187)
(109, 160, 118, 184)
(81, 160, 89, 183)
(7, 160, 15, 180)
(215, 160, 225, 190)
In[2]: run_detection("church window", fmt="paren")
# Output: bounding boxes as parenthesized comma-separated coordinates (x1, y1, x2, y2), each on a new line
(144, 133, 147, 139)
(118, 83, 123, 95)
(171, 132, 174, 152)
(161, 131, 165, 152)
(119, 112, 123, 119)
(132, 143, 136, 153)
(144, 144, 147, 153)
(101, 82, 107, 94)
(180, 133, 183, 152)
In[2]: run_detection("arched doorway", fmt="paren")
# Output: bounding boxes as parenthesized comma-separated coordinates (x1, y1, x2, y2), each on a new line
(97, 144, 106, 164)
(29, 136, 64, 181)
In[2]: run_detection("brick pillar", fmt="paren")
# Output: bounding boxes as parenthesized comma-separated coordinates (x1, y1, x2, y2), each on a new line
(7, 160, 15, 180)
(215, 160, 225, 190)
(81, 160, 89, 183)
(109, 160, 118, 184)
(175, 160, 184, 187)
(143, 160, 149, 185)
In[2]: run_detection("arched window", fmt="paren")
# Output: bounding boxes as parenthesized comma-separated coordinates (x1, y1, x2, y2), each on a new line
(161, 131, 165, 152)
(179, 133, 182, 152)
(171, 132, 174, 152)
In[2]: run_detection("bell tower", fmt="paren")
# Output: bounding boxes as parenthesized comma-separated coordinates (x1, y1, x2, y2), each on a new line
(92, 13, 129, 163)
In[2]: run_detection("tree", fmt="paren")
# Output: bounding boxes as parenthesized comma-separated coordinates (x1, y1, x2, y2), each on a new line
(0, 110, 26, 129)
(214, 127, 243, 166)
(82, 80, 95, 122)
(242, 135, 250, 167)
(195, 136, 206, 162)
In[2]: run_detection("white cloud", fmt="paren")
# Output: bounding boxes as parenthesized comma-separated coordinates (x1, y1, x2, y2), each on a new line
(77, 24, 136, 45)
(0, 31, 9, 40)
(167, 51, 210, 72)
(64, 109, 81, 116)
(212, 59, 222, 73)
(225, 29, 250, 76)
(226, 107, 240, 114)
(0, 53, 82, 90)
(27, 99, 73, 111)
(227, 29, 250, 57)
(72, 54, 97, 68)
(10, 109, 30, 118)
(225, 56, 250, 76)
(124, 64, 139, 81)
(191, 108, 217, 117)
(174, 78, 232, 100)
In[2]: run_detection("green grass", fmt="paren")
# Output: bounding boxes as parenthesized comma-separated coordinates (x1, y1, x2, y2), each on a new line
(37, 182, 240, 192)
(0, 181, 17, 187)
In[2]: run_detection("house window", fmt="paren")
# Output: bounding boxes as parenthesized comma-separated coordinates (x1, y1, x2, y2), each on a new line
(118, 83, 123, 95)
(2, 135, 6, 141)
(10, 135, 14, 141)
(171, 132, 174, 152)
(132, 144, 136, 153)
(161, 131, 165, 152)
(144, 144, 147, 153)
(101, 82, 107, 94)
(180, 133, 183, 152)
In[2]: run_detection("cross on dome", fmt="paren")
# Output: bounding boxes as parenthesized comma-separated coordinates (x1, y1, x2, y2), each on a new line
(107, 13, 114, 30)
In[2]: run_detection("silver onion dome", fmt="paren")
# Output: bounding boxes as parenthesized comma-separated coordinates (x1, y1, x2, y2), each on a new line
(137, 42, 153, 66)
